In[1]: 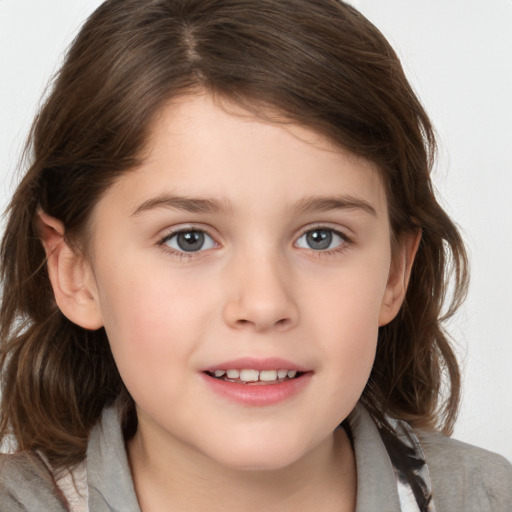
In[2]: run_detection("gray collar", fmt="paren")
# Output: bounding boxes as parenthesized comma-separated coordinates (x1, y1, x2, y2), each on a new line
(348, 405, 403, 511)
(86, 406, 140, 512)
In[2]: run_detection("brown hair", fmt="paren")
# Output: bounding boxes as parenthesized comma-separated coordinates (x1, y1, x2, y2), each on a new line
(1, 0, 468, 470)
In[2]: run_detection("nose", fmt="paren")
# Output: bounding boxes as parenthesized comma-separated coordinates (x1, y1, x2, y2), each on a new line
(222, 251, 299, 333)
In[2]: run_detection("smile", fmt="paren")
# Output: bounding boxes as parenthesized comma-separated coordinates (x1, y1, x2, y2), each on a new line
(207, 368, 300, 384)
(201, 363, 312, 406)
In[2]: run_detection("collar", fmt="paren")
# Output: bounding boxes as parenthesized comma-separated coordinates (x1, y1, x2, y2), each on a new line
(348, 405, 402, 511)
(86, 406, 140, 512)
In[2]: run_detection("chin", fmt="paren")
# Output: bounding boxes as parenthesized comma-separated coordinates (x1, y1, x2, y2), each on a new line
(204, 433, 314, 472)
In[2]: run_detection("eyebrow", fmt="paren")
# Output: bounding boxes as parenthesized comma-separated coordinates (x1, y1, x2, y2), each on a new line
(131, 193, 376, 217)
(291, 195, 377, 217)
(131, 195, 232, 216)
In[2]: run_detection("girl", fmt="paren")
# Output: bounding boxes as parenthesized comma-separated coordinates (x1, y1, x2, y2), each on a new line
(1, 0, 511, 511)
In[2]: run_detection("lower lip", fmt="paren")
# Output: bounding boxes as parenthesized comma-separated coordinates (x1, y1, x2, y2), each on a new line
(200, 372, 313, 407)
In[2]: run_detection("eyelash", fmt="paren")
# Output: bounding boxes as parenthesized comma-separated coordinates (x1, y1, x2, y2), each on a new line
(157, 225, 352, 260)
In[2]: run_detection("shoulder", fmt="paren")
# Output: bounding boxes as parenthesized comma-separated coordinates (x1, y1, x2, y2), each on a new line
(0, 453, 67, 511)
(418, 430, 512, 512)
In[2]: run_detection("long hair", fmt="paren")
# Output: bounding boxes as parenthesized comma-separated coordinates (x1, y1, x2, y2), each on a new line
(1, 0, 468, 470)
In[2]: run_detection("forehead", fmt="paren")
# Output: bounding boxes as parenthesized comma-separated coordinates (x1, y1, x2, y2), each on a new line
(93, 93, 388, 221)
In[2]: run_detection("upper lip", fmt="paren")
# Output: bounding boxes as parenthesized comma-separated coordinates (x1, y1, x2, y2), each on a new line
(201, 357, 310, 373)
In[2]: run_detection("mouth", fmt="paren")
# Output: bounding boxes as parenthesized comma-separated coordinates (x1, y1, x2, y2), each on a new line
(205, 368, 305, 385)
(201, 360, 312, 406)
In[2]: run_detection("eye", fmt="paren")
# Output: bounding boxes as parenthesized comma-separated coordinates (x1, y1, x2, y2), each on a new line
(296, 228, 346, 251)
(162, 229, 216, 253)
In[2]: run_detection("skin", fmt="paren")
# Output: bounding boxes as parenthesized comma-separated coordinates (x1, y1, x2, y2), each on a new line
(39, 94, 419, 511)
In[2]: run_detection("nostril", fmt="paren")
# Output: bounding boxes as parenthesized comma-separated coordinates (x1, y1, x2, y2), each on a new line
(236, 318, 290, 328)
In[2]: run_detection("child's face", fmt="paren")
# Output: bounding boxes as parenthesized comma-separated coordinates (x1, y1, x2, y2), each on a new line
(82, 94, 407, 470)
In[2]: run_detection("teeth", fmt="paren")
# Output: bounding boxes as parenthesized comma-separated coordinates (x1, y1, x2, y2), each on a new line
(212, 368, 301, 382)
(239, 369, 259, 382)
(259, 370, 278, 382)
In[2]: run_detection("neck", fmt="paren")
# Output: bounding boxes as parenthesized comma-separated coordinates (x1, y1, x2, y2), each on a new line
(127, 425, 356, 512)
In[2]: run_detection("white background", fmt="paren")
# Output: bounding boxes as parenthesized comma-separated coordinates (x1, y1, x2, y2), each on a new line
(1, 1, 511, 462)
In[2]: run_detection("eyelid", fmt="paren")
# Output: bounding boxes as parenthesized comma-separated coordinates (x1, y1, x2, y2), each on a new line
(157, 223, 219, 240)
(294, 223, 352, 242)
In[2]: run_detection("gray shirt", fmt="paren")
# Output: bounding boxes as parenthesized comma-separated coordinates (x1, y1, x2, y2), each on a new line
(1, 404, 511, 511)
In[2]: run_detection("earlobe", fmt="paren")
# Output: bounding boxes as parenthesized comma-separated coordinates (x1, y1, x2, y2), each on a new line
(378, 229, 421, 326)
(36, 210, 103, 330)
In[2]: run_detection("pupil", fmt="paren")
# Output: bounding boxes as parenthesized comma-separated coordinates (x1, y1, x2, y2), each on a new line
(177, 231, 204, 252)
(307, 229, 332, 250)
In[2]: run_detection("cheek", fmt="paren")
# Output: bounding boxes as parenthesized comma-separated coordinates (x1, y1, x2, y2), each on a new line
(95, 266, 215, 395)
(315, 304, 379, 420)
(302, 257, 390, 398)
(305, 250, 390, 335)
(320, 295, 379, 380)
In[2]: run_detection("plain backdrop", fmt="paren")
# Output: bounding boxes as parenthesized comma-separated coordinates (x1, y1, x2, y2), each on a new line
(1, 0, 511, 462)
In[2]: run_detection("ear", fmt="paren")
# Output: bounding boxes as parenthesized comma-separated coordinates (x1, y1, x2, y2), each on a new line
(378, 229, 421, 326)
(36, 210, 103, 330)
